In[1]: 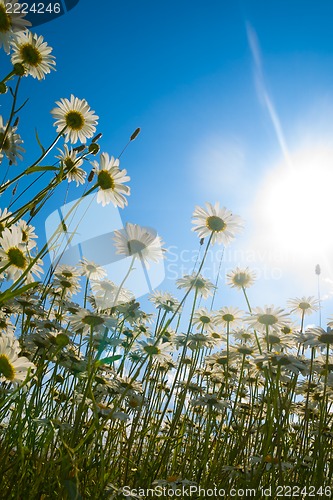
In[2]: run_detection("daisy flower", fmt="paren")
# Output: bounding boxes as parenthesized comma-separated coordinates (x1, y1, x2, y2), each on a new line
(192, 202, 243, 245)
(56, 144, 86, 186)
(303, 327, 333, 350)
(80, 258, 106, 281)
(186, 332, 217, 350)
(11, 31, 55, 80)
(54, 264, 80, 280)
(16, 219, 37, 249)
(0, 115, 25, 165)
(192, 307, 215, 332)
(245, 305, 290, 334)
(0, 226, 42, 282)
(136, 338, 173, 364)
(51, 95, 98, 144)
(90, 279, 134, 309)
(149, 290, 180, 313)
(108, 375, 143, 395)
(0, 334, 35, 386)
(0, 208, 13, 235)
(258, 330, 295, 351)
(92, 153, 130, 207)
(227, 267, 256, 290)
(53, 264, 81, 297)
(113, 223, 165, 268)
(214, 306, 243, 328)
(176, 272, 215, 299)
(0, 0, 31, 54)
(0, 312, 15, 335)
(70, 308, 117, 335)
(287, 296, 319, 317)
(205, 350, 230, 367)
(190, 393, 230, 411)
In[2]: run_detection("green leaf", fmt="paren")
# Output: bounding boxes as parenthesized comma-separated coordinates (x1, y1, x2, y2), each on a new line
(96, 355, 122, 366)
(63, 480, 82, 500)
(35, 128, 45, 153)
(0, 282, 39, 305)
(26, 165, 58, 174)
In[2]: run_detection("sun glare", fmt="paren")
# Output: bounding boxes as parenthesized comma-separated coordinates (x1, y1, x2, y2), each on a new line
(257, 146, 333, 265)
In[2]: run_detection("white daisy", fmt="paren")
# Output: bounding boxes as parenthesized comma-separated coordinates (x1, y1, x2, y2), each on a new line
(226, 267, 256, 290)
(136, 338, 173, 364)
(245, 305, 290, 334)
(190, 393, 229, 411)
(113, 223, 165, 268)
(0, 115, 25, 165)
(302, 327, 333, 349)
(53, 264, 81, 298)
(0, 226, 42, 281)
(51, 95, 98, 144)
(0, 312, 15, 335)
(0, 208, 13, 235)
(214, 305, 244, 328)
(192, 202, 243, 245)
(92, 153, 130, 207)
(176, 272, 215, 299)
(16, 219, 37, 249)
(90, 279, 134, 309)
(287, 296, 319, 317)
(80, 258, 106, 281)
(70, 308, 117, 335)
(193, 308, 215, 332)
(149, 290, 180, 313)
(11, 31, 55, 80)
(56, 144, 86, 186)
(0, 0, 31, 54)
(0, 333, 35, 386)
(54, 264, 80, 281)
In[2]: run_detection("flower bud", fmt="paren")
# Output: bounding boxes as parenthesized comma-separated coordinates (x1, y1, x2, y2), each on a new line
(73, 144, 86, 152)
(0, 82, 7, 94)
(130, 127, 141, 141)
(92, 132, 103, 143)
(88, 142, 100, 155)
(13, 63, 25, 76)
(88, 169, 95, 182)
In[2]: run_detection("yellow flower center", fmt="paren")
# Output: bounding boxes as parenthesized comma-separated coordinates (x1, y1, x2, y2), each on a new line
(64, 157, 75, 169)
(258, 314, 277, 326)
(0, 6, 11, 33)
(7, 247, 27, 269)
(20, 44, 42, 66)
(199, 315, 210, 324)
(318, 333, 333, 345)
(82, 315, 104, 327)
(98, 170, 115, 190)
(65, 111, 84, 130)
(0, 131, 10, 150)
(144, 345, 159, 356)
(206, 215, 226, 232)
(233, 273, 250, 286)
(0, 354, 15, 380)
(127, 239, 146, 255)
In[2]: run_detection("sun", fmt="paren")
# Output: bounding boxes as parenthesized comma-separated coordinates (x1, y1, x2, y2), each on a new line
(254, 144, 333, 269)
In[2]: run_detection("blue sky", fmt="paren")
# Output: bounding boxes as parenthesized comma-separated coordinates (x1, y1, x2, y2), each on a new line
(2, 0, 333, 322)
